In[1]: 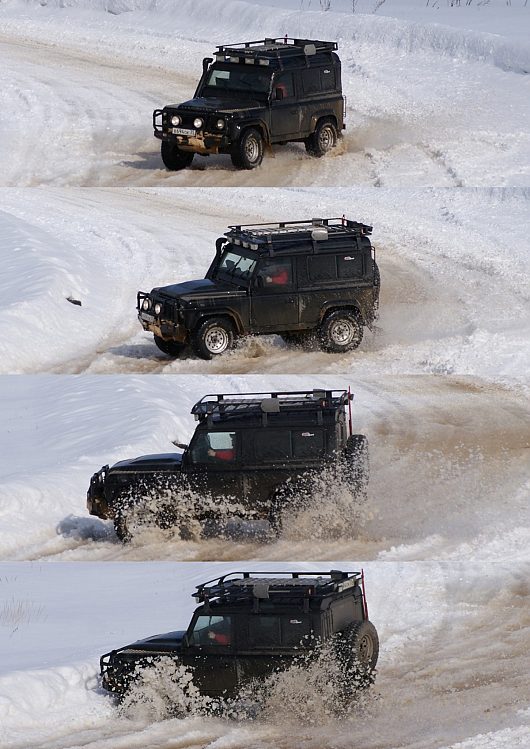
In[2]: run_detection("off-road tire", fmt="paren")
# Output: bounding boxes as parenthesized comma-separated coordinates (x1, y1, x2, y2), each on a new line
(335, 620, 379, 689)
(161, 141, 194, 171)
(305, 118, 338, 157)
(114, 511, 131, 543)
(192, 317, 235, 359)
(344, 434, 369, 495)
(319, 310, 363, 353)
(231, 128, 264, 169)
(153, 335, 186, 357)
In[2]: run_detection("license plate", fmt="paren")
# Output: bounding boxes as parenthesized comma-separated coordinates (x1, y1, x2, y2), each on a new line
(172, 127, 195, 136)
(140, 312, 155, 323)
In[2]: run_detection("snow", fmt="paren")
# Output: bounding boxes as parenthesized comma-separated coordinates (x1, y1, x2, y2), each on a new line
(0, 0, 529, 746)
(1, 187, 529, 379)
(1, 559, 529, 749)
(0, 0, 528, 185)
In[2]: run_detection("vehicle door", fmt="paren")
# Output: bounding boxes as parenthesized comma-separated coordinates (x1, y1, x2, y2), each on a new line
(183, 430, 243, 508)
(269, 71, 301, 140)
(249, 257, 299, 331)
(182, 614, 239, 694)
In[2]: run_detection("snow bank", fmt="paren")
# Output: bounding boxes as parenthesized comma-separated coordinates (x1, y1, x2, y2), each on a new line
(7, 0, 529, 72)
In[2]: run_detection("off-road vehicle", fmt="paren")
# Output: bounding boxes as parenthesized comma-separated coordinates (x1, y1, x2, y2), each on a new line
(153, 38, 345, 170)
(138, 217, 379, 360)
(100, 570, 379, 703)
(87, 389, 368, 541)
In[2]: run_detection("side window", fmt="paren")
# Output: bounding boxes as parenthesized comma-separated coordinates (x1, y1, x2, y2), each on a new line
(255, 259, 293, 289)
(337, 253, 364, 279)
(273, 72, 295, 100)
(253, 429, 291, 461)
(292, 429, 325, 459)
(307, 255, 337, 282)
(301, 68, 320, 95)
(320, 67, 336, 91)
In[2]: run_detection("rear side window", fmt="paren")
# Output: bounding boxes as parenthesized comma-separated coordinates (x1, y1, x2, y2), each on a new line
(301, 68, 320, 95)
(252, 429, 324, 460)
(247, 615, 310, 648)
(337, 253, 364, 278)
(307, 255, 336, 281)
(320, 67, 336, 91)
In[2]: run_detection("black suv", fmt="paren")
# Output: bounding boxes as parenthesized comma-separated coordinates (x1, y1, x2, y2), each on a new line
(153, 38, 345, 170)
(138, 217, 379, 360)
(100, 570, 379, 702)
(87, 390, 368, 541)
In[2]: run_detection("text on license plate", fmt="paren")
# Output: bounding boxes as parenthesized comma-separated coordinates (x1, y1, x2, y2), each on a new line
(140, 312, 155, 323)
(172, 127, 195, 136)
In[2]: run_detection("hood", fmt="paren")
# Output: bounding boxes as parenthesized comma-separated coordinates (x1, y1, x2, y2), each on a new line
(121, 630, 186, 654)
(152, 278, 247, 301)
(168, 96, 261, 113)
(110, 453, 184, 473)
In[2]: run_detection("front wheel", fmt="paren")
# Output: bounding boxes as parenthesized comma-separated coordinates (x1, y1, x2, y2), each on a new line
(161, 141, 194, 171)
(192, 317, 235, 360)
(153, 335, 186, 357)
(231, 128, 264, 169)
(305, 119, 338, 157)
(319, 310, 363, 353)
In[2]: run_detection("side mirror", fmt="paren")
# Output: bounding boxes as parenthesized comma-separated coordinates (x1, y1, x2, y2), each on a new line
(274, 86, 285, 101)
(254, 275, 264, 288)
(172, 441, 189, 450)
(202, 57, 213, 74)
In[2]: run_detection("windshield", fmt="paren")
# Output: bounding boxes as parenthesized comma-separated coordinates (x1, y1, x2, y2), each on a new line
(215, 249, 257, 284)
(204, 65, 272, 95)
(189, 431, 237, 464)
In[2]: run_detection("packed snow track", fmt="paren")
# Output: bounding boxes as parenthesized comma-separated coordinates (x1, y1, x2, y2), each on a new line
(0, 0, 528, 186)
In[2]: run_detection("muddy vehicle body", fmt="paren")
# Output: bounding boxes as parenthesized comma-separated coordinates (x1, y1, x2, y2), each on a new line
(153, 38, 345, 170)
(87, 389, 368, 541)
(138, 217, 379, 360)
(100, 570, 379, 700)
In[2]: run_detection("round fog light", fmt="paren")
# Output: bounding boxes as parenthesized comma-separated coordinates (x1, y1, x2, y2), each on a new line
(193, 117, 204, 129)
(154, 303, 162, 315)
(142, 298, 151, 311)
(216, 119, 225, 130)
(171, 115, 181, 126)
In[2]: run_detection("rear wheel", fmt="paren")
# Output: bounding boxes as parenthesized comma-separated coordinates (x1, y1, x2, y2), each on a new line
(153, 335, 186, 357)
(335, 620, 379, 690)
(192, 317, 235, 359)
(305, 118, 338, 157)
(161, 141, 194, 171)
(231, 128, 264, 169)
(319, 310, 363, 353)
(343, 434, 369, 494)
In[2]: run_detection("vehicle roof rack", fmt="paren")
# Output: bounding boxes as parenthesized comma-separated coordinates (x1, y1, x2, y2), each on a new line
(224, 217, 372, 256)
(191, 389, 352, 426)
(215, 38, 338, 67)
(193, 570, 362, 605)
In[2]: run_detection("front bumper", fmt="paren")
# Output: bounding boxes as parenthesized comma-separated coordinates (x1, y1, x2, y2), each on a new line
(153, 109, 232, 154)
(87, 466, 109, 518)
(138, 311, 188, 343)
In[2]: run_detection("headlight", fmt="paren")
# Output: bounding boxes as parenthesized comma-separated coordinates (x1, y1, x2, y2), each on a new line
(216, 118, 225, 130)
(142, 298, 151, 311)
(154, 303, 162, 315)
(193, 117, 204, 129)
(171, 115, 181, 126)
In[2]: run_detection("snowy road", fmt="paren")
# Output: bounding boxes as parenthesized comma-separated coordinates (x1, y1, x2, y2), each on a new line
(0, 0, 528, 186)
(1, 560, 529, 749)
(1, 374, 528, 564)
(1, 186, 528, 378)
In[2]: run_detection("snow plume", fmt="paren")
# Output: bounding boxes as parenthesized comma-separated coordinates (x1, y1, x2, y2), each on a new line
(117, 639, 376, 724)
